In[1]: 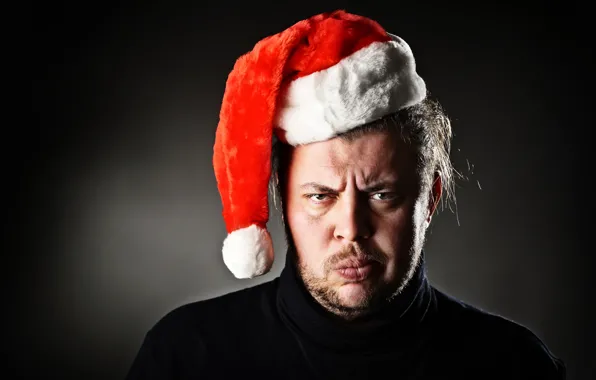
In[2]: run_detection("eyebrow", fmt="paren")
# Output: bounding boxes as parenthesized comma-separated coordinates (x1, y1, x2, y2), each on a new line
(299, 182, 338, 193)
(363, 181, 399, 192)
(299, 180, 400, 193)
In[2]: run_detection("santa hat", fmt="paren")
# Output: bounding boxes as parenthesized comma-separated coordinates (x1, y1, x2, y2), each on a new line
(212, 10, 427, 279)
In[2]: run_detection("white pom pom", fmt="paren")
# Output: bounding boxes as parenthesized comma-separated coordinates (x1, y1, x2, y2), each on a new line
(222, 224, 274, 279)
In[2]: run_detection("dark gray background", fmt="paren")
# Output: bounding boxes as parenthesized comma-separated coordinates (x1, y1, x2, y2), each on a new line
(24, 1, 590, 379)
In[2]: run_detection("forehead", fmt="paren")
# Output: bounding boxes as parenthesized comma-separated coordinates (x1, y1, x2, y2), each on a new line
(286, 129, 416, 184)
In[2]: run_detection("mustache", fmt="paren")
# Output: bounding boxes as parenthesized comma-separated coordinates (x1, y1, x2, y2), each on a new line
(325, 244, 388, 270)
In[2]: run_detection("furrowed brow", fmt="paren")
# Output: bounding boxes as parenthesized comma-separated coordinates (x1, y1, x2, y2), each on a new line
(362, 179, 400, 193)
(299, 182, 338, 193)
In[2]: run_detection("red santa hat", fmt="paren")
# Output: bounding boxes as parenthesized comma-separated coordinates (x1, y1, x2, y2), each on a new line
(213, 10, 427, 279)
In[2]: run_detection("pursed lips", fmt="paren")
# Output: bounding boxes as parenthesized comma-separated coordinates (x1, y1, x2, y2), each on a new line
(334, 257, 375, 270)
(333, 257, 376, 281)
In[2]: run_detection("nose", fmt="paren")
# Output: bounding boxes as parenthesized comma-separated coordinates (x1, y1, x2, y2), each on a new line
(333, 194, 372, 242)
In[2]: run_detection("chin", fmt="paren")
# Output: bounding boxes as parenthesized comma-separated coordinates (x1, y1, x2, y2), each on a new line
(336, 281, 374, 308)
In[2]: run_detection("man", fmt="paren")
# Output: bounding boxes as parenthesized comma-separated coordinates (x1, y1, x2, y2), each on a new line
(126, 10, 565, 379)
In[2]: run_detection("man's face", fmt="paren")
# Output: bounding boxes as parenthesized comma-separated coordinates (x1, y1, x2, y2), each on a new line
(284, 128, 440, 319)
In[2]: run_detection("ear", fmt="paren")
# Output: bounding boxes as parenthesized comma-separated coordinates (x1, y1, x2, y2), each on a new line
(426, 172, 442, 225)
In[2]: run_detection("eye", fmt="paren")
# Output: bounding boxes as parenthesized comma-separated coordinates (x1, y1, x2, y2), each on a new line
(371, 192, 398, 201)
(307, 193, 329, 202)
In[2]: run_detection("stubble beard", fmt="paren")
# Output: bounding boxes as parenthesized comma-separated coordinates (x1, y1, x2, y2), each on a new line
(295, 242, 423, 321)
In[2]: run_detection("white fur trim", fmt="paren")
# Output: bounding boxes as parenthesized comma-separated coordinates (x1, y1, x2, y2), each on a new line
(222, 224, 274, 279)
(275, 34, 427, 146)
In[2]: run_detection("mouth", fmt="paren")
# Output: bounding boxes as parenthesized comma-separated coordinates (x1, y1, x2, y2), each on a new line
(334, 259, 375, 282)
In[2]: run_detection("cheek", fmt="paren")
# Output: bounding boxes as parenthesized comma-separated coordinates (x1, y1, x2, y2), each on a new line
(287, 201, 331, 267)
(373, 203, 417, 257)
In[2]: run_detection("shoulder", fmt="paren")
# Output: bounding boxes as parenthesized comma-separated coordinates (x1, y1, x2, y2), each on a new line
(149, 279, 278, 340)
(125, 280, 278, 379)
(432, 287, 566, 379)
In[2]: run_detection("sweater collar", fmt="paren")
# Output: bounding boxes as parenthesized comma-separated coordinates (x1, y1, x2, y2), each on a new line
(276, 248, 437, 354)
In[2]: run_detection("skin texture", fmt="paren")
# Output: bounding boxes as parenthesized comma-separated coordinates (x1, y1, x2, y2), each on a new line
(284, 129, 442, 320)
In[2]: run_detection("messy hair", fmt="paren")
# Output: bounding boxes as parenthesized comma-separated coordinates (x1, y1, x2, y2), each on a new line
(269, 95, 458, 218)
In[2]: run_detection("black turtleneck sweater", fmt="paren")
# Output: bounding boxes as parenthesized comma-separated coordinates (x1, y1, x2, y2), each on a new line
(125, 252, 566, 379)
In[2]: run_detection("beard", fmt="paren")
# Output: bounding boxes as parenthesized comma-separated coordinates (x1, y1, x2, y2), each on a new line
(294, 241, 422, 321)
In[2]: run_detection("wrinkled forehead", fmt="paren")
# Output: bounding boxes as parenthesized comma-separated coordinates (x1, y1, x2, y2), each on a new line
(286, 129, 418, 185)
